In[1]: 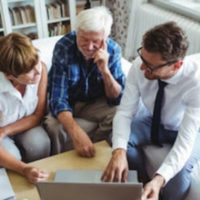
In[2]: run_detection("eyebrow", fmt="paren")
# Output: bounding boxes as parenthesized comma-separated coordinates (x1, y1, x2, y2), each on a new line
(140, 54, 154, 67)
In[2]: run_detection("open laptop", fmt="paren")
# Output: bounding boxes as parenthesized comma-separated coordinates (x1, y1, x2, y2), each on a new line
(36, 170, 142, 200)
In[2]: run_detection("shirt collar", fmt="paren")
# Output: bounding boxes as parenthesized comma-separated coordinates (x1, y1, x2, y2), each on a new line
(74, 32, 84, 61)
(0, 72, 23, 99)
(0, 72, 15, 92)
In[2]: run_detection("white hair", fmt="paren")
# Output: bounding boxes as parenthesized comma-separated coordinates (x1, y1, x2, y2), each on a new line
(75, 6, 113, 37)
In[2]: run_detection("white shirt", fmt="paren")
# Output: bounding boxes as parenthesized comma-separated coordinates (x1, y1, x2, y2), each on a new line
(113, 56, 200, 183)
(0, 73, 40, 127)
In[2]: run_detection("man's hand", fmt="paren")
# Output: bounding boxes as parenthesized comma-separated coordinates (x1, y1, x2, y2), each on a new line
(57, 111, 96, 158)
(141, 174, 165, 200)
(23, 166, 49, 184)
(94, 39, 109, 74)
(101, 148, 128, 182)
(73, 130, 96, 158)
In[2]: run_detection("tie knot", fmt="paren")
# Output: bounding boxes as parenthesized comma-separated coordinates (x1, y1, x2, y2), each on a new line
(158, 80, 168, 88)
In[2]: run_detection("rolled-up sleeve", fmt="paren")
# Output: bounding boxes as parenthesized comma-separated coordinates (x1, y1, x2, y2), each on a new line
(48, 43, 72, 117)
(107, 43, 125, 105)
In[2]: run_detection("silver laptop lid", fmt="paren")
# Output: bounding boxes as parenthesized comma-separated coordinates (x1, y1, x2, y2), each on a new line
(36, 182, 142, 200)
(36, 170, 142, 200)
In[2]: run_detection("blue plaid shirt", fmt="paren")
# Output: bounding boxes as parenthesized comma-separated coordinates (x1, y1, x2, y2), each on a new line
(48, 31, 125, 117)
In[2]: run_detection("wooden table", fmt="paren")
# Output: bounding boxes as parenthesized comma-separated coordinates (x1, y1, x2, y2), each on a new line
(7, 141, 112, 200)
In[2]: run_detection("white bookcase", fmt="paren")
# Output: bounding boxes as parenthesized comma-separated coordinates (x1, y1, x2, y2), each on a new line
(0, 0, 105, 39)
(1, 0, 43, 39)
(40, 0, 76, 37)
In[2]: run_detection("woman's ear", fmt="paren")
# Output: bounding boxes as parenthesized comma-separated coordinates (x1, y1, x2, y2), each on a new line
(5, 74, 14, 80)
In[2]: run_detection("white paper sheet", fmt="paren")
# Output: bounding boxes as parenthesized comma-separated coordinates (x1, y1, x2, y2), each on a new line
(0, 168, 15, 200)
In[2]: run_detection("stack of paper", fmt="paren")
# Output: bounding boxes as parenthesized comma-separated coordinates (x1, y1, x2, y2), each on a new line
(0, 168, 15, 200)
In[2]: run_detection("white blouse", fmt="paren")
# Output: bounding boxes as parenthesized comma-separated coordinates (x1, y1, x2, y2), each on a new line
(0, 71, 40, 127)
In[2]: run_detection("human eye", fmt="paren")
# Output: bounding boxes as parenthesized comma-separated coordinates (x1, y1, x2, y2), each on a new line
(81, 37, 88, 43)
(141, 57, 152, 68)
(91, 39, 100, 45)
(93, 40, 99, 43)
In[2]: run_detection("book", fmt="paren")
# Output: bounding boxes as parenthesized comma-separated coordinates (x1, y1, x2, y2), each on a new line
(24, 5, 31, 23)
(76, 2, 85, 14)
(54, 2, 62, 18)
(51, 3, 60, 19)
(46, 4, 51, 19)
(28, 6, 36, 22)
(60, 1, 68, 17)
(46, 1, 64, 20)
(9, 8, 15, 26)
(19, 7, 28, 24)
(13, 7, 22, 25)
(56, 1, 63, 17)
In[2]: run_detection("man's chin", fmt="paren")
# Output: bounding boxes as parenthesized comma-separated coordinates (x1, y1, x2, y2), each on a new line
(84, 54, 94, 60)
(144, 72, 156, 80)
(79, 48, 95, 60)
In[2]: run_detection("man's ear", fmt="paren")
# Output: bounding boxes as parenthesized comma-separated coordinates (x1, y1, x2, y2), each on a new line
(173, 61, 183, 71)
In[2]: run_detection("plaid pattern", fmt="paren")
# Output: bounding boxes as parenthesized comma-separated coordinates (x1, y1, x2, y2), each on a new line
(48, 31, 125, 116)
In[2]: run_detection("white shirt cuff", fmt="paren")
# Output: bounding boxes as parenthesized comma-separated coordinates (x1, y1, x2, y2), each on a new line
(112, 137, 128, 151)
(156, 165, 174, 185)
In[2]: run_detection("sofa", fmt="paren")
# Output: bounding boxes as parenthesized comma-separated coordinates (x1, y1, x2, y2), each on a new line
(33, 36, 200, 200)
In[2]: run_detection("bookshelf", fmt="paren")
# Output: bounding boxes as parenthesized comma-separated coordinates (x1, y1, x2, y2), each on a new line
(0, 0, 105, 39)
(76, 0, 105, 14)
(1, 0, 43, 39)
(40, 0, 76, 37)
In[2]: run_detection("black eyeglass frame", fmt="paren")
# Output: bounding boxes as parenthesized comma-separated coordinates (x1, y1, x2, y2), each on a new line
(137, 47, 177, 73)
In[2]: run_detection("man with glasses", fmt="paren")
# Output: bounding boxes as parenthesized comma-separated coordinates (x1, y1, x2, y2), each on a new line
(102, 21, 200, 200)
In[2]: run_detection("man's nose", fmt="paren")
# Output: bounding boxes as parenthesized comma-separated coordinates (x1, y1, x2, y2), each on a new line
(140, 63, 146, 71)
(87, 41, 94, 50)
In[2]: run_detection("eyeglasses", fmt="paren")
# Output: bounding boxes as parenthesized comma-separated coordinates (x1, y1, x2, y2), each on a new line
(137, 47, 177, 73)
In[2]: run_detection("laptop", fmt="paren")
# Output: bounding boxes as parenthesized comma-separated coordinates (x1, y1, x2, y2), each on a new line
(36, 170, 142, 200)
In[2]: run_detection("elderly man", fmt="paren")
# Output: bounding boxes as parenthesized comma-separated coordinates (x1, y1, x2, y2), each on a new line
(46, 6, 125, 158)
(102, 22, 200, 200)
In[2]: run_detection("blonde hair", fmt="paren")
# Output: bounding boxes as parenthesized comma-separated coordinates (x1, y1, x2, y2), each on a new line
(75, 6, 113, 37)
(0, 32, 38, 76)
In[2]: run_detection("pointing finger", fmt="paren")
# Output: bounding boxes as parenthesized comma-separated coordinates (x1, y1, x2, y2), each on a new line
(102, 39, 107, 50)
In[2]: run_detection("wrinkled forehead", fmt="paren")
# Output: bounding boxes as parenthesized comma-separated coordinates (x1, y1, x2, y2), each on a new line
(77, 29, 105, 38)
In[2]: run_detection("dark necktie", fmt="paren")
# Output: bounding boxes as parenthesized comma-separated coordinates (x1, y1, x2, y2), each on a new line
(151, 80, 168, 147)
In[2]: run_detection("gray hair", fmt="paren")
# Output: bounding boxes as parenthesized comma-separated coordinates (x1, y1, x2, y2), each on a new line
(75, 6, 113, 37)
